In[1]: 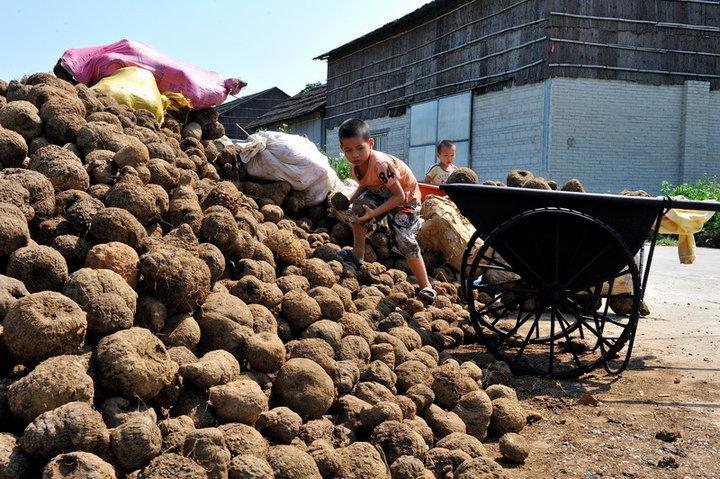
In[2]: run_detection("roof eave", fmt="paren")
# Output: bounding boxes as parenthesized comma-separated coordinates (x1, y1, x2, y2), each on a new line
(314, 0, 456, 60)
(246, 102, 326, 129)
(215, 87, 290, 113)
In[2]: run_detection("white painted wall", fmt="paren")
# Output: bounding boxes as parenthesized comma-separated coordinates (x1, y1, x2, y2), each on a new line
(470, 83, 545, 183)
(548, 79, 684, 193)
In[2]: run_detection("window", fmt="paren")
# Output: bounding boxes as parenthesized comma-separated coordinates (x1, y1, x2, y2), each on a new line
(373, 131, 388, 153)
(408, 92, 471, 178)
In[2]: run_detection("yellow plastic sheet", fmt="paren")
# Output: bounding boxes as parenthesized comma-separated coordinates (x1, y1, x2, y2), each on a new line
(92, 66, 167, 121)
(659, 196, 716, 264)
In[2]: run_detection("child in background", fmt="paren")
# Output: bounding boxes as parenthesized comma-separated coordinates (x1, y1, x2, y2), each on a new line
(334, 118, 436, 303)
(424, 139, 457, 186)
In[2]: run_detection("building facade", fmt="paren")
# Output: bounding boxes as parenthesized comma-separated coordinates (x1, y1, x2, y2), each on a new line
(216, 87, 290, 140)
(319, 0, 720, 193)
(246, 85, 327, 149)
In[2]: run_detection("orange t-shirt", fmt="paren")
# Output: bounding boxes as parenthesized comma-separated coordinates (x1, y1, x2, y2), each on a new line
(352, 150, 421, 206)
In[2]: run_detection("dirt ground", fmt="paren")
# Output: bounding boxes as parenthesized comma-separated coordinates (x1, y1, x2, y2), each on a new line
(454, 246, 720, 478)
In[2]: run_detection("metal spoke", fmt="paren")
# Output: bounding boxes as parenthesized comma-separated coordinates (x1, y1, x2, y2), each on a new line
(473, 263, 515, 272)
(472, 278, 522, 289)
(554, 307, 584, 369)
(555, 308, 574, 332)
(516, 290, 528, 322)
(569, 314, 618, 351)
(564, 296, 600, 323)
(599, 278, 616, 339)
(526, 221, 549, 278)
(472, 280, 531, 293)
(568, 292, 633, 300)
(472, 285, 534, 319)
(554, 214, 560, 283)
(604, 317, 630, 328)
(566, 220, 589, 267)
(470, 289, 503, 313)
(534, 305, 542, 338)
(496, 309, 537, 349)
(587, 287, 608, 343)
(604, 277, 616, 319)
(556, 299, 586, 325)
(487, 299, 523, 320)
(562, 244, 613, 289)
(612, 268, 632, 278)
(511, 312, 541, 366)
(562, 298, 612, 352)
(572, 289, 590, 340)
(548, 307, 556, 374)
(482, 302, 517, 319)
(475, 252, 515, 271)
(490, 315, 505, 327)
(493, 289, 530, 330)
(496, 239, 545, 284)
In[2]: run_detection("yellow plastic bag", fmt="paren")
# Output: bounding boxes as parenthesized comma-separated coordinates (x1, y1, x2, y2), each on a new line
(92, 66, 168, 122)
(659, 196, 716, 264)
(164, 91, 193, 110)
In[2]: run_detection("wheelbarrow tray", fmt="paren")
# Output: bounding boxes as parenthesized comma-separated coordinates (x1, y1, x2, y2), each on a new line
(442, 184, 719, 291)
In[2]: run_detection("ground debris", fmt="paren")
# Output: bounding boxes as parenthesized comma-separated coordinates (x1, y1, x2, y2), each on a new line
(655, 429, 682, 443)
(655, 455, 680, 469)
(576, 393, 600, 406)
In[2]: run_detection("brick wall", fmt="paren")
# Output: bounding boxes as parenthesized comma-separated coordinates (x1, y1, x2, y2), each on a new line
(471, 83, 545, 182)
(680, 81, 712, 184)
(709, 90, 720, 179)
(325, 114, 409, 161)
(548, 78, 684, 194)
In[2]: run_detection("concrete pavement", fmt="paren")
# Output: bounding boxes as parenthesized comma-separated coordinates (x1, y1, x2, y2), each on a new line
(634, 245, 720, 371)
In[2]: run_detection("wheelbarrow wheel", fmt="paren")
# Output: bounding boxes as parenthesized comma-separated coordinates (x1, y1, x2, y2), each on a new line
(465, 208, 641, 378)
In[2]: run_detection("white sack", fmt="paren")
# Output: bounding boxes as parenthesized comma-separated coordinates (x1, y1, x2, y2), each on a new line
(233, 131, 344, 205)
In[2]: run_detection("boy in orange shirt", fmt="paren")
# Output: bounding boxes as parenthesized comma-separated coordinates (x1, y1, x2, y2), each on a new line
(334, 118, 436, 303)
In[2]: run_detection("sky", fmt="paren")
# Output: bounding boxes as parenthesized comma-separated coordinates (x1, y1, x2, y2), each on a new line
(1, 0, 428, 99)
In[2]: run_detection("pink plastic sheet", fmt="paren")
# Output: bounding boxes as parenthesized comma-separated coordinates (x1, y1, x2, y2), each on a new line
(58, 39, 245, 109)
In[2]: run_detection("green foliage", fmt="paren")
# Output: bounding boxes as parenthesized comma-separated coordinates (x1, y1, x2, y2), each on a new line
(301, 82, 323, 94)
(274, 123, 290, 134)
(661, 175, 720, 200)
(328, 155, 351, 180)
(656, 236, 678, 247)
(661, 175, 720, 248)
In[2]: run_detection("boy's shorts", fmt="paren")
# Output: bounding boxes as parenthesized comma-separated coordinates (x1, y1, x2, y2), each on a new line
(334, 190, 423, 259)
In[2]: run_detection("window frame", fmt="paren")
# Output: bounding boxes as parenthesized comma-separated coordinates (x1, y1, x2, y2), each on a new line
(408, 91, 473, 177)
(372, 129, 389, 153)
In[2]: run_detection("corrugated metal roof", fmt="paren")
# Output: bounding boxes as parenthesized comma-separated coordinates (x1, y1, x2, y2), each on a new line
(246, 85, 326, 129)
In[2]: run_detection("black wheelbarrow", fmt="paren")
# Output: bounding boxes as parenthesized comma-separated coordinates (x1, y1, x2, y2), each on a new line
(441, 184, 720, 379)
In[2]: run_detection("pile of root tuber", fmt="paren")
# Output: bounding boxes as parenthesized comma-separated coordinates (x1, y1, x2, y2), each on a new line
(0, 73, 538, 479)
